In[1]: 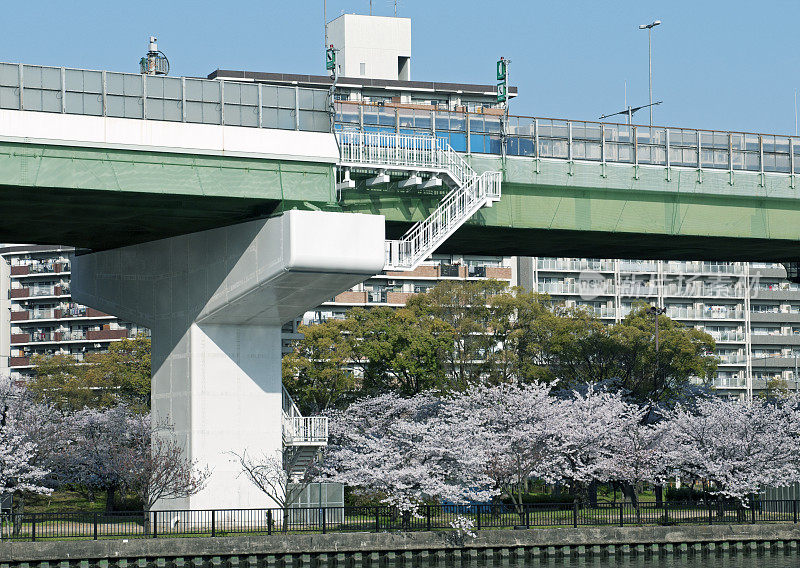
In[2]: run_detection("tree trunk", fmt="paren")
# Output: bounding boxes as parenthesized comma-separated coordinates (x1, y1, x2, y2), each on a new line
(587, 481, 598, 508)
(654, 484, 663, 507)
(105, 486, 116, 513)
(12, 495, 23, 537)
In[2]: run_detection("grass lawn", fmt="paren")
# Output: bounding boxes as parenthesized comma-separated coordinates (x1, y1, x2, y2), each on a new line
(24, 490, 108, 514)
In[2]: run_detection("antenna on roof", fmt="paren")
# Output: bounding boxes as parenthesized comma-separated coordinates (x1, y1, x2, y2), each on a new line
(139, 36, 169, 76)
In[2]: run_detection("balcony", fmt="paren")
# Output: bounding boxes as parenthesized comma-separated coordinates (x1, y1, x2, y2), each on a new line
(385, 265, 439, 278)
(10, 333, 30, 344)
(706, 330, 746, 342)
(9, 288, 30, 299)
(10, 311, 29, 321)
(10, 262, 70, 276)
(8, 356, 31, 367)
(537, 259, 616, 272)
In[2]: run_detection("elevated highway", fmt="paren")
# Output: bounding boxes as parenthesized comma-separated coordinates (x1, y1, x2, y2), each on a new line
(4, 60, 800, 511)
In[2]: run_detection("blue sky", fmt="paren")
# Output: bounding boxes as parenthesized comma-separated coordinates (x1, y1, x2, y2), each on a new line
(2, 1, 798, 135)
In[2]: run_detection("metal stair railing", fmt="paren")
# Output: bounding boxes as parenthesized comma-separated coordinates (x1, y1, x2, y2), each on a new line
(282, 386, 329, 446)
(336, 131, 503, 271)
(386, 171, 502, 270)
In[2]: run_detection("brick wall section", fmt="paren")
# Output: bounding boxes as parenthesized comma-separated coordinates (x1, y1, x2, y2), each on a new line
(9, 288, 29, 298)
(386, 266, 439, 278)
(10, 333, 30, 344)
(86, 308, 109, 317)
(10, 265, 29, 276)
(334, 291, 368, 304)
(87, 329, 129, 341)
(387, 292, 413, 305)
(10, 311, 29, 321)
(486, 267, 512, 279)
(8, 357, 30, 367)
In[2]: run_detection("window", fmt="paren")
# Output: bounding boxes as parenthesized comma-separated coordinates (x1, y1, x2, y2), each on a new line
(360, 62, 366, 76)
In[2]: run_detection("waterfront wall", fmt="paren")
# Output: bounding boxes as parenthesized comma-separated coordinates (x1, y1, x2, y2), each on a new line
(4, 524, 800, 566)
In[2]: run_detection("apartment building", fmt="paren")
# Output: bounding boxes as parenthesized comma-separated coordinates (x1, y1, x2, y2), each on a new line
(0, 245, 149, 380)
(519, 258, 800, 399)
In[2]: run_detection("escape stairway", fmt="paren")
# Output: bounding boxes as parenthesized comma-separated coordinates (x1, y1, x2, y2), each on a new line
(282, 386, 328, 480)
(336, 131, 502, 271)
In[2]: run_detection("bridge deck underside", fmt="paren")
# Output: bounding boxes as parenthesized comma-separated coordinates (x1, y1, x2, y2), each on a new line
(0, 141, 335, 250)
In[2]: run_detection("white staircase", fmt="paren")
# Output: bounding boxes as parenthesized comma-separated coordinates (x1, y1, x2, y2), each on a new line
(336, 131, 502, 271)
(282, 387, 328, 480)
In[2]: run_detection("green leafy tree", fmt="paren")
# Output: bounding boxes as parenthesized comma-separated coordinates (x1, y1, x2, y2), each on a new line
(29, 335, 151, 411)
(406, 279, 510, 389)
(347, 306, 454, 396)
(282, 317, 358, 414)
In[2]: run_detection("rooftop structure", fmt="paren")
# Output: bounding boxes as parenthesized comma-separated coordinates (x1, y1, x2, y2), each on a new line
(327, 14, 411, 81)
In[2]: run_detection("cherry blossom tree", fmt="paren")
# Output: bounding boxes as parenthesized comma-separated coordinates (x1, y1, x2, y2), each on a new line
(549, 387, 634, 495)
(442, 382, 560, 512)
(322, 392, 496, 514)
(58, 405, 134, 508)
(661, 396, 800, 501)
(0, 379, 52, 497)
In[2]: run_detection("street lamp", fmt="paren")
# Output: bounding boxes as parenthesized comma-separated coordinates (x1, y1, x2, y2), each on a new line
(638, 20, 661, 127)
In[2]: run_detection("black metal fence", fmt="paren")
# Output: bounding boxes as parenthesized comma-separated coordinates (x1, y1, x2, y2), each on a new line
(2, 500, 799, 542)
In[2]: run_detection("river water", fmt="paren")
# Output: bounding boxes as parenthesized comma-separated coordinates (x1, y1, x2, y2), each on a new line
(501, 553, 797, 567)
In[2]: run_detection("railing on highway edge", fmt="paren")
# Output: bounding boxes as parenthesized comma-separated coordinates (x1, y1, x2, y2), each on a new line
(0, 62, 330, 133)
(335, 101, 800, 177)
(3, 499, 799, 542)
(6, 60, 799, 178)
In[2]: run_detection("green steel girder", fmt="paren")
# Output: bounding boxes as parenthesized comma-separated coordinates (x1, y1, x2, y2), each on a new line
(340, 156, 800, 262)
(4, 136, 800, 262)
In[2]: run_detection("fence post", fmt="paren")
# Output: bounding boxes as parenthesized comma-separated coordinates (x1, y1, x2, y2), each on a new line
(525, 505, 529, 529)
(153, 511, 158, 538)
(750, 496, 756, 524)
(426, 505, 431, 531)
(93, 512, 98, 540)
(374, 506, 380, 533)
(795, 500, 798, 524)
(572, 501, 578, 528)
(322, 507, 327, 535)
(267, 510, 273, 535)
(476, 506, 482, 531)
(31, 514, 35, 542)
(707, 503, 713, 525)
(619, 503, 623, 527)
(211, 510, 216, 538)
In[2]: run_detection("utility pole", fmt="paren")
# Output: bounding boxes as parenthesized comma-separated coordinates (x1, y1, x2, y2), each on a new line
(638, 20, 661, 127)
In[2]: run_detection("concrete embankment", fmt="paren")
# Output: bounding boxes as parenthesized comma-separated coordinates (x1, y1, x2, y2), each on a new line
(3, 524, 800, 566)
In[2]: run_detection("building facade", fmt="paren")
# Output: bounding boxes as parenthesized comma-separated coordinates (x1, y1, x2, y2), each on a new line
(0, 245, 149, 380)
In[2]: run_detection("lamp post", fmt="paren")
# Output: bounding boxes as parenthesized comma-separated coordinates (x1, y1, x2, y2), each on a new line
(638, 20, 661, 127)
(648, 305, 666, 506)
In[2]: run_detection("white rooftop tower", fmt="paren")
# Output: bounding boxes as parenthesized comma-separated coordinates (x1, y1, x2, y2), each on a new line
(327, 14, 411, 80)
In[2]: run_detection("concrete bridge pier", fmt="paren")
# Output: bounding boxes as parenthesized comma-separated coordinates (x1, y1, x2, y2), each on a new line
(72, 210, 385, 510)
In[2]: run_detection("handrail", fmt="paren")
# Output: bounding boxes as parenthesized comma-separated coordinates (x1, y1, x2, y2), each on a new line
(337, 131, 502, 270)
